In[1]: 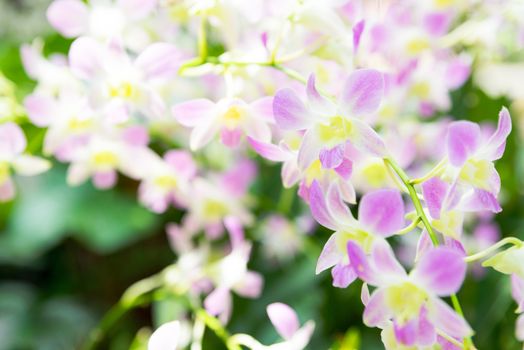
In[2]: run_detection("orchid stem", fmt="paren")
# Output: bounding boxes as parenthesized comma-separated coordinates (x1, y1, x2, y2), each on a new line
(396, 217, 422, 235)
(409, 157, 447, 185)
(464, 237, 523, 263)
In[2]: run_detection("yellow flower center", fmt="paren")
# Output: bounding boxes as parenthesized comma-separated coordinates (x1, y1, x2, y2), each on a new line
(154, 175, 178, 189)
(459, 158, 493, 191)
(108, 82, 137, 100)
(411, 81, 430, 99)
(304, 159, 323, 186)
(406, 38, 430, 55)
(222, 105, 244, 129)
(386, 282, 428, 323)
(92, 151, 118, 167)
(361, 162, 388, 188)
(0, 161, 10, 185)
(317, 116, 353, 145)
(203, 200, 228, 220)
(68, 117, 93, 131)
(432, 210, 462, 239)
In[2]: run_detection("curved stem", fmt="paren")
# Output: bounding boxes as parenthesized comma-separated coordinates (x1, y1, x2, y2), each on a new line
(409, 157, 448, 185)
(464, 237, 523, 263)
(396, 217, 422, 235)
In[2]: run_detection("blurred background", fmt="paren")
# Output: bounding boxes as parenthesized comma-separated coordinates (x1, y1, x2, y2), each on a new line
(1, 0, 524, 349)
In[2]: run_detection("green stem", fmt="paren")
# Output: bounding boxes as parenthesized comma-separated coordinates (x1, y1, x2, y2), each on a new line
(198, 16, 208, 60)
(277, 187, 295, 214)
(409, 157, 448, 185)
(464, 237, 523, 263)
(383, 157, 439, 245)
(396, 217, 422, 235)
(195, 309, 242, 350)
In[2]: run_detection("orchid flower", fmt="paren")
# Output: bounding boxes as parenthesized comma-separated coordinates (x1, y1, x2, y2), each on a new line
(0, 122, 51, 202)
(204, 242, 263, 323)
(148, 320, 181, 350)
(233, 302, 315, 350)
(482, 241, 524, 280)
(348, 240, 472, 347)
(511, 275, 524, 344)
(138, 150, 196, 213)
(310, 181, 405, 288)
(182, 159, 256, 239)
(68, 37, 183, 122)
(47, 0, 158, 50)
(65, 128, 152, 189)
(273, 70, 386, 172)
(439, 107, 512, 213)
(173, 97, 273, 150)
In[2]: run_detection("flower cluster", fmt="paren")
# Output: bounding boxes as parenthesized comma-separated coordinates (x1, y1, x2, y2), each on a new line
(2, 0, 523, 349)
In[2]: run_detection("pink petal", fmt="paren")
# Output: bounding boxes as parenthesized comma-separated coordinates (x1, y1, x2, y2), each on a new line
(118, 0, 157, 19)
(248, 137, 290, 162)
(68, 37, 103, 79)
(363, 289, 390, 327)
(46, 0, 89, 38)
(273, 88, 312, 130)
(204, 287, 232, 323)
(347, 241, 377, 285)
(281, 160, 300, 188)
(172, 99, 215, 127)
(297, 129, 322, 170)
(349, 118, 387, 156)
(234, 271, 263, 299)
(433, 298, 473, 339)
(332, 263, 358, 288)
(352, 20, 365, 53)
(135, 43, 183, 79)
(267, 302, 300, 340)
(446, 121, 481, 167)
(358, 189, 405, 237)
(164, 150, 196, 179)
(93, 171, 117, 189)
(418, 306, 437, 346)
(325, 184, 354, 224)
(413, 247, 466, 296)
(306, 75, 332, 113)
(24, 94, 55, 127)
(459, 189, 501, 213)
(122, 126, 149, 146)
(393, 319, 417, 346)
(340, 69, 384, 116)
(189, 120, 220, 150)
(319, 143, 345, 169)
(334, 158, 353, 180)
(484, 107, 512, 161)
(309, 181, 338, 230)
(0, 122, 27, 156)
(316, 234, 340, 274)
(421, 177, 448, 219)
(371, 239, 406, 278)
(0, 178, 16, 202)
(221, 128, 242, 147)
(250, 96, 275, 122)
(224, 216, 245, 249)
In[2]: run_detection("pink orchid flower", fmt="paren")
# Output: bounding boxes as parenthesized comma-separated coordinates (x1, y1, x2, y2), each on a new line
(310, 181, 405, 288)
(234, 302, 315, 350)
(273, 70, 386, 172)
(138, 150, 196, 213)
(181, 159, 256, 239)
(173, 97, 273, 150)
(47, 0, 158, 46)
(204, 242, 263, 323)
(68, 37, 183, 122)
(511, 275, 524, 344)
(65, 127, 151, 189)
(0, 123, 51, 202)
(440, 107, 512, 213)
(348, 240, 472, 347)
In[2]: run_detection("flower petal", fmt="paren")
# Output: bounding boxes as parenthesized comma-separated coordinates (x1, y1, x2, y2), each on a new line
(172, 99, 215, 127)
(319, 143, 345, 169)
(359, 189, 405, 237)
(273, 88, 312, 130)
(47, 0, 89, 38)
(12, 155, 51, 176)
(484, 107, 512, 161)
(306, 74, 334, 114)
(267, 302, 300, 340)
(347, 240, 377, 285)
(340, 69, 384, 116)
(349, 118, 387, 156)
(309, 181, 338, 230)
(148, 320, 180, 350)
(363, 289, 391, 327)
(421, 177, 449, 219)
(446, 121, 481, 167)
(433, 297, 473, 339)
(135, 43, 183, 79)
(331, 263, 358, 288)
(68, 37, 103, 79)
(316, 234, 340, 274)
(371, 239, 407, 278)
(118, 0, 157, 19)
(24, 94, 55, 127)
(248, 137, 290, 162)
(412, 247, 466, 296)
(0, 122, 27, 156)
